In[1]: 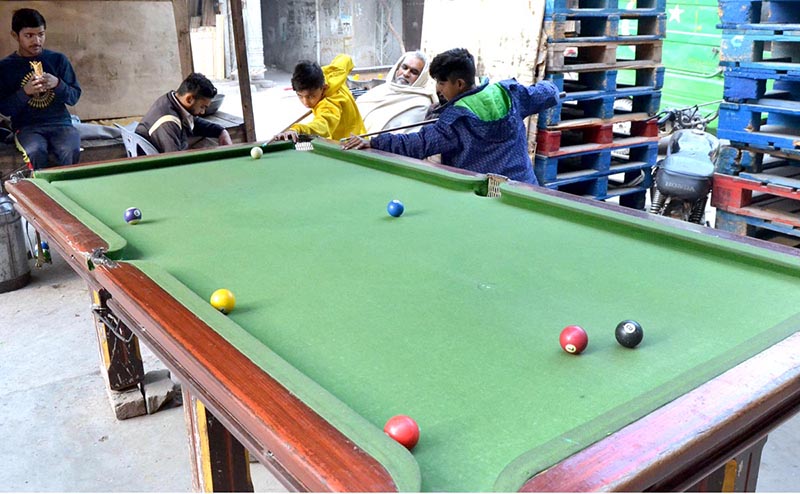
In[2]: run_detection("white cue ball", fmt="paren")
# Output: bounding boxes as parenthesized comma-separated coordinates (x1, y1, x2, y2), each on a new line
(250, 146, 264, 159)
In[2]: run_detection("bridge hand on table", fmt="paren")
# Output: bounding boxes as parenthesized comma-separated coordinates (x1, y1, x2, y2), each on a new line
(341, 134, 370, 151)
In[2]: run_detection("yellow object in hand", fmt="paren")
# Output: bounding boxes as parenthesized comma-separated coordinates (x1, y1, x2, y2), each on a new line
(30, 61, 43, 77)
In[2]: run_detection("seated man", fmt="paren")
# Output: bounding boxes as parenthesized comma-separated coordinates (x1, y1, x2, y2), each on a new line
(0, 8, 82, 170)
(277, 54, 365, 141)
(355, 51, 437, 134)
(136, 73, 231, 153)
(343, 48, 559, 184)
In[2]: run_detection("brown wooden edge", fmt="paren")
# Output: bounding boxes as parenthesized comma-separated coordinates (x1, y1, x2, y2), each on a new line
(521, 332, 800, 491)
(6, 179, 107, 275)
(6, 177, 399, 492)
(97, 262, 399, 492)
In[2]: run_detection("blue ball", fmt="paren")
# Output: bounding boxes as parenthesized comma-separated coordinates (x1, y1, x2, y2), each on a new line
(124, 207, 142, 224)
(387, 200, 404, 217)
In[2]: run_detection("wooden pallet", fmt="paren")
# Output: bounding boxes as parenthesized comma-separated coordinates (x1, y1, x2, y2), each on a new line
(716, 206, 800, 237)
(536, 119, 658, 156)
(544, 13, 665, 43)
(546, 66, 664, 98)
(545, 0, 665, 16)
(546, 39, 663, 73)
(724, 68, 800, 102)
(540, 89, 661, 127)
(720, 32, 800, 64)
(716, 144, 800, 175)
(712, 168, 800, 210)
(719, 0, 800, 29)
(717, 99, 800, 151)
(535, 140, 656, 188)
(713, 168, 800, 238)
(541, 172, 651, 208)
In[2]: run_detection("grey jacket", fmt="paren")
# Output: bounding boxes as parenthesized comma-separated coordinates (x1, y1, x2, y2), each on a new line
(136, 91, 222, 153)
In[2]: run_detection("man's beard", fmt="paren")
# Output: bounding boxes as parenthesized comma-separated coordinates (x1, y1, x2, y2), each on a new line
(393, 76, 411, 86)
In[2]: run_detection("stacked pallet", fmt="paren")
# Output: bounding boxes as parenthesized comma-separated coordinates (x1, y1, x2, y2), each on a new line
(536, 0, 666, 208)
(714, 0, 800, 240)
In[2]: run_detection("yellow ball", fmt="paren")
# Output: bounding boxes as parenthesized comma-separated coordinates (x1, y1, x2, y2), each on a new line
(210, 288, 236, 314)
(250, 146, 263, 159)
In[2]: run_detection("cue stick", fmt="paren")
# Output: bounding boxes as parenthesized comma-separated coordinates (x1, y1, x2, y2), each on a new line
(262, 109, 313, 146)
(339, 118, 439, 141)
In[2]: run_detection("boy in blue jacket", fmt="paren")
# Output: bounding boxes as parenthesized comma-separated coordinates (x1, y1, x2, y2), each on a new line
(0, 8, 82, 170)
(342, 48, 559, 184)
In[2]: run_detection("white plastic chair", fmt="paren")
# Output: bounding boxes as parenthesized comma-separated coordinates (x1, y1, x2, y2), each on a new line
(114, 123, 158, 157)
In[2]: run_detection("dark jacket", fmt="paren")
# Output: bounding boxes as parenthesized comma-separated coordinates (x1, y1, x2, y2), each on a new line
(136, 91, 223, 153)
(369, 79, 559, 184)
(0, 49, 81, 130)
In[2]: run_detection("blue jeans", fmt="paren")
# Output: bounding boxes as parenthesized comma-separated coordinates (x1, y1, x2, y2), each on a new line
(15, 125, 81, 170)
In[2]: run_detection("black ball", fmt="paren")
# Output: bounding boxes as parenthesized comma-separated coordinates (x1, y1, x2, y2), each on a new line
(615, 320, 644, 348)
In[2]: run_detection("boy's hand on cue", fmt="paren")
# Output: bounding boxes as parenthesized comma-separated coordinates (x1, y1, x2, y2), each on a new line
(274, 130, 299, 143)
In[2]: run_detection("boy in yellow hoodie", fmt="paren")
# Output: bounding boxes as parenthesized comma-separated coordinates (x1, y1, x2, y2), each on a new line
(276, 54, 366, 141)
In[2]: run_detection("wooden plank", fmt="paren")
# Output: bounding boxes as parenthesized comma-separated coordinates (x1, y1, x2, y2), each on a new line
(183, 392, 254, 492)
(227, 0, 256, 142)
(173, 0, 195, 77)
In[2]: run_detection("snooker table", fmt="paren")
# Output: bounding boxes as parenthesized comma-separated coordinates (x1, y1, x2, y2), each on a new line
(6, 140, 800, 492)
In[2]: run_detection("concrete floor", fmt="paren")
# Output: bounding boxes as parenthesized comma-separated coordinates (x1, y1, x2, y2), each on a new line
(1, 69, 800, 491)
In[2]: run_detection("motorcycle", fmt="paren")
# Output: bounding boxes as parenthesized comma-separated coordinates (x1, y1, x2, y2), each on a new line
(649, 102, 721, 225)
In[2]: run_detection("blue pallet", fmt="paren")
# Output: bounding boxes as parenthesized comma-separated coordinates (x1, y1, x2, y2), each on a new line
(723, 68, 800, 101)
(718, 22, 800, 31)
(715, 144, 800, 175)
(719, 0, 800, 29)
(720, 59, 800, 76)
(716, 209, 800, 238)
(545, 13, 666, 43)
(720, 31, 800, 64)
(534, 140, 657, 184)
(546, 67, 665, 99)
(539, 168, 651, 208)
(545, 0, 665, 16)
(717, 100, 800, 151)
(538, 89, 661, 128)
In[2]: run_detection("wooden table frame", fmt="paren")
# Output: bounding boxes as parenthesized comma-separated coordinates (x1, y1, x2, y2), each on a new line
(6, 155, 800, 492)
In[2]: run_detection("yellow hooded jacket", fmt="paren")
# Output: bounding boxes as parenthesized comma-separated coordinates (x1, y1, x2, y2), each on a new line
(290, 54, 366, 140)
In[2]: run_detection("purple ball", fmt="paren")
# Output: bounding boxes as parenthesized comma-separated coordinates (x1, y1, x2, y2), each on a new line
(124, 207, 142, 224)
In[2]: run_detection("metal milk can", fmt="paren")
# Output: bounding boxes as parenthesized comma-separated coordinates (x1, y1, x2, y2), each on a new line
(0, 194, 31, 293)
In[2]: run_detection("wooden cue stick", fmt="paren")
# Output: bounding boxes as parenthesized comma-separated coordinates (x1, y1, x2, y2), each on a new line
(339, 118, 439, 141)
(262, 109, 313, 146)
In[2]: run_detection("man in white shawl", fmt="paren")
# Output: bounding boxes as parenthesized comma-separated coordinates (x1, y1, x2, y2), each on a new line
(356, 51, 437, 134)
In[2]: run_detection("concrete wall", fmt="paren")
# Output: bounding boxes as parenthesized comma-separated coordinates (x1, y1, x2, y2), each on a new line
(0, 1, 184, 120)
(261, 0, 404, 71)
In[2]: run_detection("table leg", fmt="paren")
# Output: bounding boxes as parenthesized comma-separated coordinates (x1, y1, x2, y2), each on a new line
(90, 288, 144, 391)
(183, 388, 254, 492)
(687, 436, 768, 492)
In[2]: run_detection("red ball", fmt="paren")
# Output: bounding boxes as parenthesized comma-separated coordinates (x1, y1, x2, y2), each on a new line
(560, 325, 588, 355)
(384, 415, 420, 450)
